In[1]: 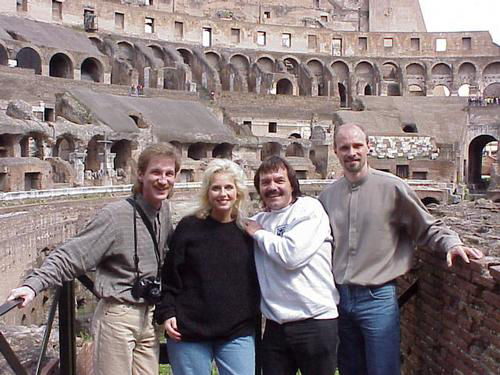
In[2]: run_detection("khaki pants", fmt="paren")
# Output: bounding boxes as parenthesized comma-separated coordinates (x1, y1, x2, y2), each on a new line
(91, 300, 161, 375)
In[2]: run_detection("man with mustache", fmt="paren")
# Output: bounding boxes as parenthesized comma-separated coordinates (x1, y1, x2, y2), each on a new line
(319, 123, 484, 375)
(244, 156, 339, 375)
(7, 143, 180, 375)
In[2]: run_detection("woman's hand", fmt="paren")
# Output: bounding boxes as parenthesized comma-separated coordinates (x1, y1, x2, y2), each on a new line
(164, 317, 182, 341)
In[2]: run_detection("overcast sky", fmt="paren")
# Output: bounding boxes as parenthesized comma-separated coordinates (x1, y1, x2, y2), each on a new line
(419, 0, 500, 44)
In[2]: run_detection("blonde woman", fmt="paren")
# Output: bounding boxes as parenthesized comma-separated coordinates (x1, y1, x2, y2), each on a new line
(155, 159, 260, 375)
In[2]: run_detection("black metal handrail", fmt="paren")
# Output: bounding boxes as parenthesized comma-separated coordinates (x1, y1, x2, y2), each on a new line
(2, 275, 418, 374)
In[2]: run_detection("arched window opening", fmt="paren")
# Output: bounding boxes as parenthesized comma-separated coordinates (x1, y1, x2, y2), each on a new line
(285, 143, 305, 157)
(49, 53, 73, 79)
(402, 124, 418, 133)
(212, 143, 233, 159)
(261, 142, 281, 161)
(188, 142, 207, 160)
(276, 79, 293, 95)
(81, 58, 102, 82)
(16, 47, 42, 75)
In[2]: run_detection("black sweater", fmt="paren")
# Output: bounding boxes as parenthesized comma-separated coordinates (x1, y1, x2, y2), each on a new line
(155, 215, 260, 341)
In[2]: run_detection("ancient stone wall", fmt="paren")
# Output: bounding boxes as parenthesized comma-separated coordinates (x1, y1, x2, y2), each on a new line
(398, 201, 500, 375)
(0, 197, 121, 325)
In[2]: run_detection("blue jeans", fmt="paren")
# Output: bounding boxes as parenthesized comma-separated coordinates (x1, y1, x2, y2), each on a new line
(167, 335, 255, 375)
(337, 282, 400, 375)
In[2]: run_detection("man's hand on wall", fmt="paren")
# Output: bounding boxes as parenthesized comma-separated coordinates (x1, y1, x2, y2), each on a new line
(446, 245, 484, 267)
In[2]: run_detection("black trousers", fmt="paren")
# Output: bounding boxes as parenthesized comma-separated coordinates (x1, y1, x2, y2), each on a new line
(262, 318, 338, 375)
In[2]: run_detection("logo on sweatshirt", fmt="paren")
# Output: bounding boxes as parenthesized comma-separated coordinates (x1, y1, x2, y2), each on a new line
(276, 224, 287, 237)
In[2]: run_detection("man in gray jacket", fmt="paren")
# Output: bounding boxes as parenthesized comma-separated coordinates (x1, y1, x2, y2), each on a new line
(7, 142, 180, 375)
(319, 123, 483, 375)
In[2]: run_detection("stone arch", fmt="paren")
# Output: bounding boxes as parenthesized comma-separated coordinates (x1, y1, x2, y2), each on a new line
(468, 134, 498, 190)
(382, 62, 399, 80)
(431, 63, 452, 76)
(257, 56, 274, 72)
(283, 56, 299, 76)
(458, 62, 476, 77)
(432, 85, 451, 96)
(0, 43, 8, 65)
(111, 139, 132, 171)
(128, 113, 148, 129)
(355, 61, 374, 75)
(212, 143, 233, 159)
(276, 78, 293, 95)
(85, 135, 103, 172)
(176, 48, 193, 66)
(205, 51, 221, 71)
(406, 62, 426, 76)
(0, 134, 16, 157)
(331, 60, 350, 79)
(408, 84, 425, 96)
(49, 52, 74, 79)
(89, 36, 103, 50)
(16, 47, 42, 75)
(306, 59, 323, 75)
(148, 44, 165, 61)
(402, 123, 418, 133)
(53, 135, 74, 161)
(187, 142, 208, 160)
(81, 57, 103, 82)
(285, 142, 304, 157)
(483, 62, 500, 92)
(20, 133, 44, 158)
(261, 142, 281, 160)
(484, 83, 500, 97)
(331, 61, 350, 106)
(170, 141, 182, 155)
(307, 59, 325, 96)
(117, 41, 135, 62)
(289, 133, 301, 139)
(230, 54, 250, 71)
(483, 61, 500, 75)
(421, 197, 440, 206)
(355, 61, 374, 96)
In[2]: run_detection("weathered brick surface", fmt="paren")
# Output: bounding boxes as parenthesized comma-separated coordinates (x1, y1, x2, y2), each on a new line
(400, 245, 500, 375)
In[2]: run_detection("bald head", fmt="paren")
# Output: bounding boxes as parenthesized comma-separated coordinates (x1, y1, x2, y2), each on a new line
(333, 124, 369, 148)
(333, 123, 370, 182)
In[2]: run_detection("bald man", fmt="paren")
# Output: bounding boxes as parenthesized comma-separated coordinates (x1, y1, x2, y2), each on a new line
(319, 123, 483, 375)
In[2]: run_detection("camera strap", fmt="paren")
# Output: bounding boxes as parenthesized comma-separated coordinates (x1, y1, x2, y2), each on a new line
(127, 196, 162, 280)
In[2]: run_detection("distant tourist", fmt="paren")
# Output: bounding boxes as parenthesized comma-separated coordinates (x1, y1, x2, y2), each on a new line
(319, 123, 484, 375)
(244, 156, 339, 375)
(7, 143, 181, 375)
(155, 159, 260, 375)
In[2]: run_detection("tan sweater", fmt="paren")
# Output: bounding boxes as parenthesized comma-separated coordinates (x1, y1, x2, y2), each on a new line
(319, 169, 462, 286)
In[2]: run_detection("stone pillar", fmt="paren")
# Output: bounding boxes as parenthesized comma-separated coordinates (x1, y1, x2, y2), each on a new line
(157, 68, 164, 89)
(144, 67, 151, 88)
(70, 151, 87, 186)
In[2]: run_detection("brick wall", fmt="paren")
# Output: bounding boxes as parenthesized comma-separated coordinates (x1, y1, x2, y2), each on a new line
(399, 250, 499, 375)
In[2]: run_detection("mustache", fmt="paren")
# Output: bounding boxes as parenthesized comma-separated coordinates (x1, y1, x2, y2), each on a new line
(264, 189, 282, 198)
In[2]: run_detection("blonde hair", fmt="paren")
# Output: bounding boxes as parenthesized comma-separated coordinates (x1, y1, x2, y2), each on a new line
(194, 159, 248, 229)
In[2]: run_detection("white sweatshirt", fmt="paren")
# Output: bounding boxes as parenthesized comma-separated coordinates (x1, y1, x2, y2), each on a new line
(252, 196, 339, 324)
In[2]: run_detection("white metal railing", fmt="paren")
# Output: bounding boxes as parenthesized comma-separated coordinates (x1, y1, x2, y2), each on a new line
(0, 179, 451, 202)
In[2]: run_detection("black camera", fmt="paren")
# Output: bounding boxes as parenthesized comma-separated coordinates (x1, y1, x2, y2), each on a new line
(131, 277, 162, 304)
